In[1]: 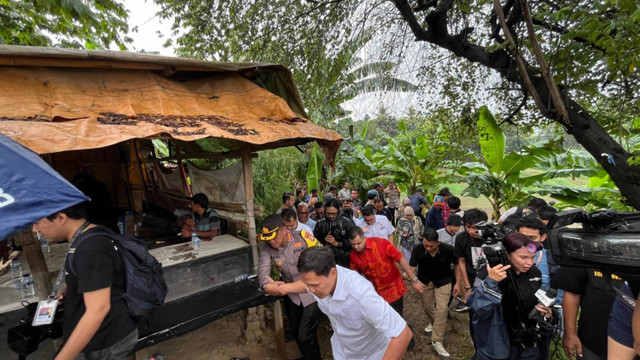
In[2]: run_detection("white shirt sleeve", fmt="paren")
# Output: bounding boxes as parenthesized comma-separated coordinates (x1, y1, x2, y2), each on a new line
(359, 284, 406, 339)
(499, 207, 518, 222)
(384, 217, 395, 235)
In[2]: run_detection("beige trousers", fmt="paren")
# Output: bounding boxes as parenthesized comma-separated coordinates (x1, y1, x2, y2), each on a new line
(420, 281, 451, 343)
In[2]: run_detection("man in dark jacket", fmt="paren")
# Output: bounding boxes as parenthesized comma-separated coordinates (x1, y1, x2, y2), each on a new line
(313, 198, 356, 267)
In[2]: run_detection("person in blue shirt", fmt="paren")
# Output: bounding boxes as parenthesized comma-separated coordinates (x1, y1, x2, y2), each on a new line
(409, 189, 428, 223)
(425, 195, 445, 230)
(516, 217, 563, 307)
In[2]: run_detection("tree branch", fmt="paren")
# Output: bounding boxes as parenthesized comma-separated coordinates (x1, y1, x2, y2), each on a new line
(519, 0, 570, 125)
(499, 91, 528, 126)
(531, 17, 607, 53)
(493, 0, 551, 117)
(413, 0, 437, 12)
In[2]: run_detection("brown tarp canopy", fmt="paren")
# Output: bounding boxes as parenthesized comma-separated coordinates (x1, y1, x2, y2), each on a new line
(0, 45, 342, 160)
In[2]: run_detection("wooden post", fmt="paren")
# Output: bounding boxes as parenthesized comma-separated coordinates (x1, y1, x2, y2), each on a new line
(241, 146, 259, 271)
(273, 299, 287, 360)
(13, 229, 52, 299)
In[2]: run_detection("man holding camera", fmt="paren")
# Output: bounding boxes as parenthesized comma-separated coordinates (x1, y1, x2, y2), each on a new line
(34, 203, 137, 360)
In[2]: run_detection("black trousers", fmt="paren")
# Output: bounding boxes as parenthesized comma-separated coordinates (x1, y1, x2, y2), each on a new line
(390, 296, 404, 317)
(284, 296, 322, 360)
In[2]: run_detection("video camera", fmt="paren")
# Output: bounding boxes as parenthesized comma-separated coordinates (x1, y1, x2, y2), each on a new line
(547, 209, 640, 276)
(475, 221, 509, 268)
(7, 301, 64, 358)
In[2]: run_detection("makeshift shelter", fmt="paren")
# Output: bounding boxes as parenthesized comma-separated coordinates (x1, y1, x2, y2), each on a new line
(0, 45, 342, 358)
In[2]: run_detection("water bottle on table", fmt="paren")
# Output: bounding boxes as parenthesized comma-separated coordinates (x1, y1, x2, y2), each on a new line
(234, 274, 257, 282)
(10, 260, 22, 289)
(22, 274, 35, 297)
(191, 231, 200, 255)
(38, 232, 50, 254)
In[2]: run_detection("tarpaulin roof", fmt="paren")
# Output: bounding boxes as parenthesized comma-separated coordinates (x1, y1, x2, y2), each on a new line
(0, 45, 342, 161)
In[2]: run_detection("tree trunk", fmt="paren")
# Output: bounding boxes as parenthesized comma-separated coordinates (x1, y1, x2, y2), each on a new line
(391, 0, 640, 209)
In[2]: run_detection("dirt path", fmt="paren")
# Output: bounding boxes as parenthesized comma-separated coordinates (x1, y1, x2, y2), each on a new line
(136, 281, 475, 360)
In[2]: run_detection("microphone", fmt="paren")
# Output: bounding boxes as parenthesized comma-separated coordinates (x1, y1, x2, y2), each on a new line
(528, 288, 557, 319)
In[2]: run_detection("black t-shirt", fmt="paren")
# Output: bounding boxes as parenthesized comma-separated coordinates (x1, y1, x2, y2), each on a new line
(454, 231, 486, 283)
(556, 266, 623, 357)
(64, 229, 136, 352)
(410, 243, 456, 287)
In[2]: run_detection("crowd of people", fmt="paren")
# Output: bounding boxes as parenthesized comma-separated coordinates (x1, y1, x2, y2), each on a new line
(31, 182, 638, 360)
(258, 182, 639, 360)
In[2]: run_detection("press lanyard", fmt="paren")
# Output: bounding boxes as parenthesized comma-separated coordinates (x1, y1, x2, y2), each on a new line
(49, 221, 90, 299)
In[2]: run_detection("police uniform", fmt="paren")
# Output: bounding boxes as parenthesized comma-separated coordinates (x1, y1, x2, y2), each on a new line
(258, 215, 322, 360)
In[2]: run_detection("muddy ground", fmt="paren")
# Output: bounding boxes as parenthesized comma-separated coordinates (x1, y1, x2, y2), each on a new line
(136, 280, 476, 360)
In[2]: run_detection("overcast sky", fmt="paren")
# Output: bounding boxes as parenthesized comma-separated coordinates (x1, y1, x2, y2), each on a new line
(122, 0, 175, 56)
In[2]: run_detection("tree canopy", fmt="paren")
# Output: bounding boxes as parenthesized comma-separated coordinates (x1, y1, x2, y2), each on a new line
(0, 0, 130, 49)
(155, 0, 640, 208)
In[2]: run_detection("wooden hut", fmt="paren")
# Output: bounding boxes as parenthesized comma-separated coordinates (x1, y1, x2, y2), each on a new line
(0, 45, 342, 358)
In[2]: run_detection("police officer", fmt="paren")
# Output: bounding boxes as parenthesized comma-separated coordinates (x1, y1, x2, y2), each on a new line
(258, 214, 322, 360)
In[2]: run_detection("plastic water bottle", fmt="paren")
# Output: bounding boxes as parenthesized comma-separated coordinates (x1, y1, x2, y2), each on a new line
(38, 232, 50, 254)
(191, 231, 200, 255)
(10, 260, 22, 289)
(234, 274, 257, 282)
(21, 274, 35, 297)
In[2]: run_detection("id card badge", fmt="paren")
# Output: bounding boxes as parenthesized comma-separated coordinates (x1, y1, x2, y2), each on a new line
(32, 299, 59, 326)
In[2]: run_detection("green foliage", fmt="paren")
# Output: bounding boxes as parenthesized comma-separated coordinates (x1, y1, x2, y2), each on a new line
(305, 144, 324, 193)
(0, 0, 130, 49)
(461, 108, 633, 215)
(252, 147, 305, 216)
(477, 106, 505, 173)
(333, 108, 471, 195)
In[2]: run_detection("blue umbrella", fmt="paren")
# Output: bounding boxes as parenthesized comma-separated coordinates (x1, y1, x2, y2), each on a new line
(0, 134, 89, 239)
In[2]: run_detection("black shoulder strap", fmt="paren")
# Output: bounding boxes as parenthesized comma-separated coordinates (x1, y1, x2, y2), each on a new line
(68, 226, 117, 274)
(515, 206, 524, 217)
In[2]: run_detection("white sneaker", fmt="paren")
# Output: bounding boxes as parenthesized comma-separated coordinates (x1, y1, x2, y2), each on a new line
(424, 324, 433, 333)
(432, 341, 450, 357)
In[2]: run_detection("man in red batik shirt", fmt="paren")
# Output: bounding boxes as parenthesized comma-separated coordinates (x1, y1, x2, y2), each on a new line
(347, 227, 423, 315)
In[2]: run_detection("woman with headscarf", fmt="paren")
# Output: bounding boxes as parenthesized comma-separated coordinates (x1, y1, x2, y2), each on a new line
(396, 198, 412, 224)
(397, 206, 424, 261)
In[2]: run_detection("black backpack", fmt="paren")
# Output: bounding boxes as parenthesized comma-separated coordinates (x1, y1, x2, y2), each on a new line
(68, 226, 168, 318)
(500, 207, 525, 235)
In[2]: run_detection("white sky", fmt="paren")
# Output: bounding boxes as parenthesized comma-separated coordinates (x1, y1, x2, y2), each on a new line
(121, 0, 175, 56)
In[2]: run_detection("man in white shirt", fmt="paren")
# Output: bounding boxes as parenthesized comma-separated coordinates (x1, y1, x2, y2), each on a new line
(297, 202, 317, 231)
(282, 208, 313, 234)
(294, 246, 412, 360)
(338, 181, 351, 201)
(355, 205, 395, 243)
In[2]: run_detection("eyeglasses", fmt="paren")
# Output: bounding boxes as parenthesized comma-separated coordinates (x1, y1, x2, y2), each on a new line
(299, 212, 309, 215)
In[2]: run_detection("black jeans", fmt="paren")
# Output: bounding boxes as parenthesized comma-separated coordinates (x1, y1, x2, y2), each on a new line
(79, 328, 138, 360)
(284, 297, 322, 360)
(390, 296, 404, 317)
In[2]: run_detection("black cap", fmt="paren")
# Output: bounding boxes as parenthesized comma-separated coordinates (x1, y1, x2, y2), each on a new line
(259, 214, 284, 241)
(188, 193, 209, 208)
(446, 214, 463, 226)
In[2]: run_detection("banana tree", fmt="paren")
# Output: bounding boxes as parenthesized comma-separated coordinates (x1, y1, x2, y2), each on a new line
(457, 106, 593, 219)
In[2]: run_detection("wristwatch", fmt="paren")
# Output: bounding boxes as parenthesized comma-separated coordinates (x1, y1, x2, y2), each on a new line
(411, 277, 419, 283)
(259, 283, 267, 291)
(464, 286, 472, 290)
